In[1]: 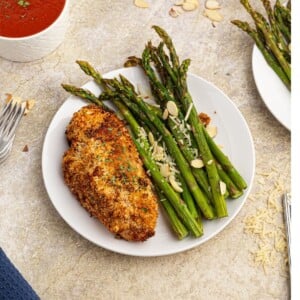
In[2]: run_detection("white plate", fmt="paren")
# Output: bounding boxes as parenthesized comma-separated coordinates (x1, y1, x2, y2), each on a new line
(252, 45, 291, 130)
(42, 67, 255, 257)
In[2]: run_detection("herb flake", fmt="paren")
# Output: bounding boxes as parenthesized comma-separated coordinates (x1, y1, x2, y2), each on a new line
(17, 0, 30, 8)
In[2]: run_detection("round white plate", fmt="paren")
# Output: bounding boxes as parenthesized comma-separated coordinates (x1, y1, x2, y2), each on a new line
(252, 45, 291, 130)
(42, 67, 255, 257)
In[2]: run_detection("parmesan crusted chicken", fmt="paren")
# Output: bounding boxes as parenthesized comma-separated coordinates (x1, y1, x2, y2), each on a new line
(62, 104, 158, 242)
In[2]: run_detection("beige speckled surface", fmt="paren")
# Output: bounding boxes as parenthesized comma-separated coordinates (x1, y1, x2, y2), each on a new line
(0, 1, 290, 299)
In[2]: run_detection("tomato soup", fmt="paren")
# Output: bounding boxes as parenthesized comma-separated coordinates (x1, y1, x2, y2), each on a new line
(0, 0, 66, 38)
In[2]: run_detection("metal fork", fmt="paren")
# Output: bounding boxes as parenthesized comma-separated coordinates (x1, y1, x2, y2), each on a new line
(0, 100, 25, 162)
(0, 139, 13, 163)
(282, 192, 291, 297)
(283, 192, 291, 268)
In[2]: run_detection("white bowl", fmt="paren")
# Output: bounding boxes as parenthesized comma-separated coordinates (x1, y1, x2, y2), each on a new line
(0, 0, 69, 62)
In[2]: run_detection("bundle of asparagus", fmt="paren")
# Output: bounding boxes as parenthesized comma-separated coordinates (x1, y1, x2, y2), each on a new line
(62, 26, 248, 240)
(231, 0, 291, 90)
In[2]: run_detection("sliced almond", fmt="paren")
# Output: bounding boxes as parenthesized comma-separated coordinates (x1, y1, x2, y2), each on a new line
(220, 181, 227, 195)
(207, 159, 213, 165)
(190, 158, 204, 168)
(187, 0, 199, 6)
(166, 101, 178, 117)
(182, 2, 197, 11)
(148, 132, 155, 145)
(204, 9, 223, 22)
(169, 8, 178, 18)
(169, 6, 184, 17)
(162, 108, 169, 120)
(134, 0, 149, 8)
(169, 175, 183, 193)
(160, 164, 171, 178)
(205, 0, 221, 10)
(175, 0, 185, 5)
(206, 125, 217, 138)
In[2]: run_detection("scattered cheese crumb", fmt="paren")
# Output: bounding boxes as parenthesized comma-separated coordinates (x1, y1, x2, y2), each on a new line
(184, 103, 193, 121)
(243, 172, 289, 274)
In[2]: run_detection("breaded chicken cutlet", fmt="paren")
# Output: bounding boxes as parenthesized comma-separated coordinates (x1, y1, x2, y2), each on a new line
(62, 104, 158, 241)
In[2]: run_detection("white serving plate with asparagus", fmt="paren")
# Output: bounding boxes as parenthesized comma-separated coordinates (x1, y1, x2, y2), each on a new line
(42, 66, 255, 256)
(252, 45, 290, 130)
(232, 0, 291, 130)
(43, 26, 255, 256)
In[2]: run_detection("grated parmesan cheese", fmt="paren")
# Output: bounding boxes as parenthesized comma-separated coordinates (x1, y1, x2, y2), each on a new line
(169, 115, 193, 146)
(146, 129, 182, 192)
(243, 171, 289, 274)
(184, 103, 194, 121)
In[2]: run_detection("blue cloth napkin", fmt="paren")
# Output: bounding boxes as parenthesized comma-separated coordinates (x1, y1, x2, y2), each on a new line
(0, 248, 39, 300)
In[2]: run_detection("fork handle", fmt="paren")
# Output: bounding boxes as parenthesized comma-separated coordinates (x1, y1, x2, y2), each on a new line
(283, 193, 291, 267)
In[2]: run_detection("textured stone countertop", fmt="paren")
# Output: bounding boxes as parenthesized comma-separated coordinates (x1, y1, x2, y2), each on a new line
(0, 1, 291, 299)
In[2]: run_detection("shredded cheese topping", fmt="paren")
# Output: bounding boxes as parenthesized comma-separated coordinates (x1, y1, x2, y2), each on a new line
(146, 131, 182, 192)
(169, 114, 196, 151)
(243, 165, 290, 275)
(184, 103, 194, 121)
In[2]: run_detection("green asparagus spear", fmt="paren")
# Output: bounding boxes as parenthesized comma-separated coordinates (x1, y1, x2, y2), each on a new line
(142, 46, 212, 198)
(231, 20, 290, 89)
(231, 0, 291, 89)
(76, 60, 215, 219)
(240, 0, 290, 76)
(274, 0, 291, 44)
(150, 26, 228, 217)
(61, 83, 203, 237)
(156, 189, 189, 240)
(260, 0, 290, 59)
(216, 163, 243, 199)
(121, 82, 216, 219)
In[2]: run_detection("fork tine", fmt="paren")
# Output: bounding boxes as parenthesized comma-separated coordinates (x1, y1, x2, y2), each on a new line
(0, 101, 14, 127)
(0, 101, 19, 136)
(0, 136, 13, 156)
(4, 103, 25, 142)
(0, 100, 12, 115)
(0, 100, 25, 149)
(0, 140, 13, 164)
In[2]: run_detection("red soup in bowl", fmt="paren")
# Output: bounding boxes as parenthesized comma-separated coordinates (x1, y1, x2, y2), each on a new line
(0, 0, 66, 38)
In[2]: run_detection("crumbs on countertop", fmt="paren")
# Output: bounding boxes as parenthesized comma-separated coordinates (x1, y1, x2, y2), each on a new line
(22, 145, 29, 152)
(24, 99, 35, 115)
(3, 93, 35, 116)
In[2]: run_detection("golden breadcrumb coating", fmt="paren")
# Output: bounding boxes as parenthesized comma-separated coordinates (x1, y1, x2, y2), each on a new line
(62, 104, 158, 241)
